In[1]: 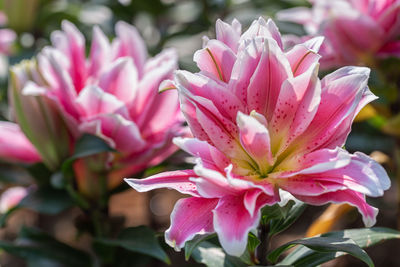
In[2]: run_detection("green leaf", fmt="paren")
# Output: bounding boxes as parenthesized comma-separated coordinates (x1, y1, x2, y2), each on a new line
(280, 227, 400, 267)
(268, 236, 374, 267)
(185, 234, 216, 260)
(269, 202, 306, 236)
(191, 241, 246, 267)
(0, 227, 92, 267)
(239, 233, 260, 265)
(261, 203, 287, 222)
(71, 133, 116, 159)
(18, 186, 73, 214)
(61, 133, 115, 177)
(95, 226, 170, 264)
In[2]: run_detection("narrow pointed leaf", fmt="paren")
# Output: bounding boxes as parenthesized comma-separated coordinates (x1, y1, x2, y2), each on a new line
(268, 236, 374, 267)
(280, 227, 400, 266)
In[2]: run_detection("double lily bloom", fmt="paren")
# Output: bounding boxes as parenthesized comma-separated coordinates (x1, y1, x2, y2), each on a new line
(1, 21, 184, 196)
(126, 18, 390, 256)
(277, 0, 400, 69)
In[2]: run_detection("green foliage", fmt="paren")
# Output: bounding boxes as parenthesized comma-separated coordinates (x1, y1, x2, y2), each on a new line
(191, 241, 246, 267)
(0, 227, 92, 267)
(278, 228, 400, 267)
(268, 236, 374, 267)
(268, 201, 306, 236)
(185, 234, 216, 261)
(95, 226, 170, 264)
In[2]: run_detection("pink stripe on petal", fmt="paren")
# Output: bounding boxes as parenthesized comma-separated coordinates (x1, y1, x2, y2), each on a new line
(165, 197, 217, 250)
(301, 66, 371, 151)
(245, 38, 292, 119)
(176, 71, 244, 122)
(243, 190, 263, 217)
(54, 21, 87, 92)
(271, 63, 321, 155)
(180, 97, 212, 143)
(125, 170, 199, 196)
(237, 112, 274, 171)
(88, 26, 110, 78)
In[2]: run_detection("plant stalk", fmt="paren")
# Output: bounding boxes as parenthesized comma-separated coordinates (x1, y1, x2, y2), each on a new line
(256, 223, 270, 265)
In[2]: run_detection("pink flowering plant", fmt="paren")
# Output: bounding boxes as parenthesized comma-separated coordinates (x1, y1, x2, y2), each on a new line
(277, 0, 400, 70)
(126, 17, 398, 266)
(278, 0, 400, 231)
(0, 20, 184, 266)
(4, 20, 184, 196)
(0, 1, 399, 265)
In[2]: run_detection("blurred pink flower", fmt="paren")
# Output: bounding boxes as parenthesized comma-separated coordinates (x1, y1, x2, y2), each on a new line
(0, 186, 28, 213)
(0, 121, 41, 163)
(2, 21, 184, 195)
(0, 11, 15, 55)
(277, 0, 400, 69)
(126, 17, 390, 256)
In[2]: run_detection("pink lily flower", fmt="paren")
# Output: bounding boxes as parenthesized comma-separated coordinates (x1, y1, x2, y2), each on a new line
(4, 21, 184, 196)
(277, 0, 400, 69)
(0, 186, 28, 213)
(126, 17, 390, 256)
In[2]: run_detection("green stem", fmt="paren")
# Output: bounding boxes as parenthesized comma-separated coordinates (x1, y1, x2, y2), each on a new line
(395, 143, 400, 230)
(256, 223, 270, 265)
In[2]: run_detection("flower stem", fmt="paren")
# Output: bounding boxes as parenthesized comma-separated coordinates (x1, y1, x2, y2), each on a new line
(256, 223, 270, 265)
(395, 143, 400, 230)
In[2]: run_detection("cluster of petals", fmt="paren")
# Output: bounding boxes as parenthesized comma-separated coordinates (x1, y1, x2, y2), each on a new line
(1, 21, 184, 193)
(126, 17, 390, 256)
(277, 0, 400, 69)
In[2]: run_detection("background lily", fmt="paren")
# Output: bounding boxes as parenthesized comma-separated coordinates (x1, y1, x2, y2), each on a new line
(126, 17, 391, 256)
(277, 0, 400, 69)
(2, 21, 184, 197)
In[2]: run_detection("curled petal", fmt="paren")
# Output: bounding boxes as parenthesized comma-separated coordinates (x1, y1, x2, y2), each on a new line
(125, 170, 199, 196)
(294, 190, 379, 227)
(215, 18, 242, 52)
(173, 137, 230, 171)
(285, 37, 323, 76)
(165, 197, 218, 250)
(194, 39, 236, 82)
(213, 193, 273, 256)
